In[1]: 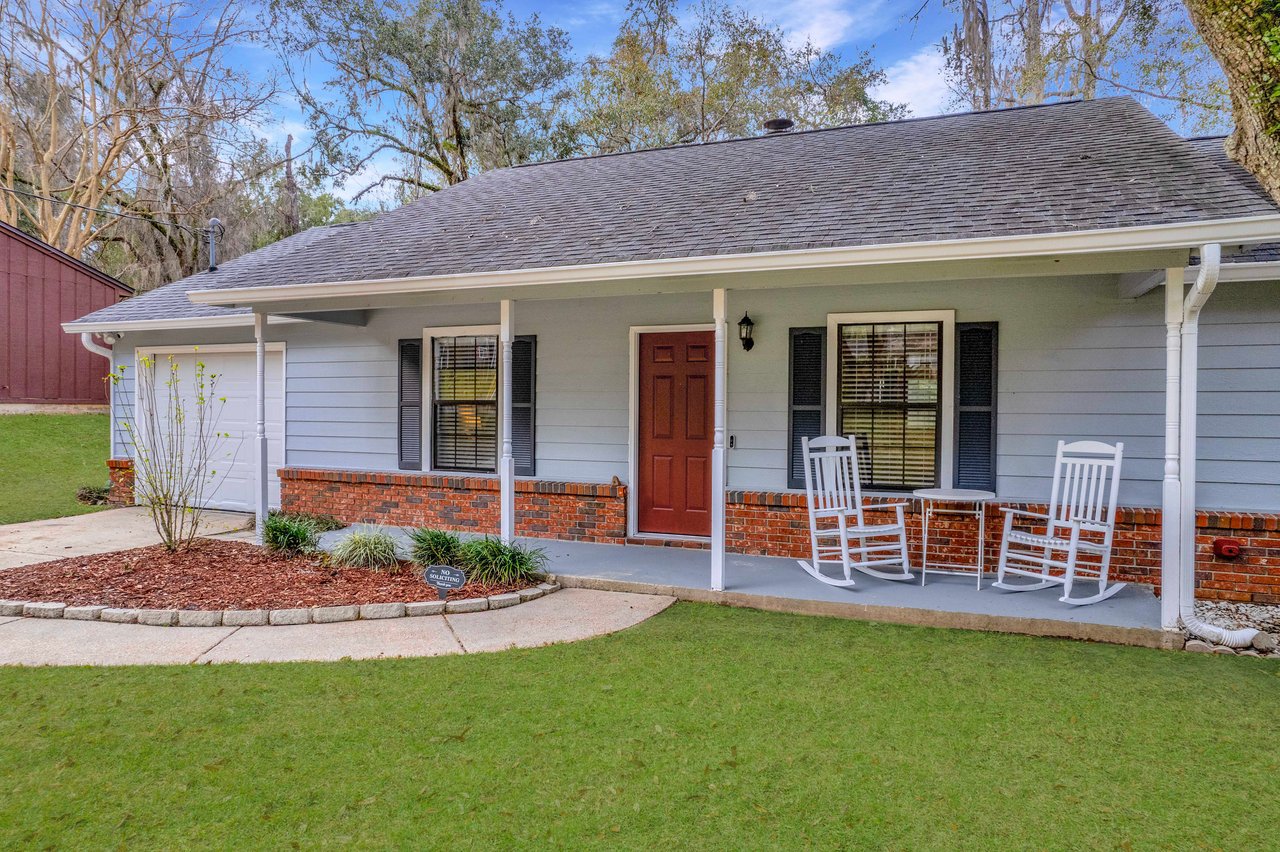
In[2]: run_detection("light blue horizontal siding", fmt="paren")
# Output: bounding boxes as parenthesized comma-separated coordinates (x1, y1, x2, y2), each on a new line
(109, 276, 1280, 513)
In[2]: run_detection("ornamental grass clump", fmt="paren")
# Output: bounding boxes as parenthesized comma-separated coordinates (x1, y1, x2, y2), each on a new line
(331, 529, 402, 572)
(284, 512, 344, 532)
(263, 512, 321, 556)
(408, 528, 462, 567)
(457, 537, 548, 585)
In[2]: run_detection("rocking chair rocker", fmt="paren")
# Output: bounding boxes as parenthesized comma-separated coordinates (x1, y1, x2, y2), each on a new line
(993, 440, 1126, 606)
(798, 436, 914, 587)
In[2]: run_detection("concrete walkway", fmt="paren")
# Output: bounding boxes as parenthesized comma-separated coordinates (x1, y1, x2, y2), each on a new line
(0, 507, 253, 569)
(0, 589, 675, 666)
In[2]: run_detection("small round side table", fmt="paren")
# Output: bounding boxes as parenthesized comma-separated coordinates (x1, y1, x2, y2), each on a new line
(911, 488, 997, 589)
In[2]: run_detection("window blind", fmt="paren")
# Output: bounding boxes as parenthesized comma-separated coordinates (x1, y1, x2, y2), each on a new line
(432, 335, 498, 472)
(837, 321, 941, 490)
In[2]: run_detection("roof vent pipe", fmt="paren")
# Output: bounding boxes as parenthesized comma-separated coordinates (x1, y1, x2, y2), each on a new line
(208, 217, 222, 272)
(763, 117, 794, 133)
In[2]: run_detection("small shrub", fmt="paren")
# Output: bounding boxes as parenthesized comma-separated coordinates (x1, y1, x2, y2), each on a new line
(408, 528, 462, 567)
(285, 512, 344, 532)
(331, 529, 402, 572)
(457, 537, 548, 585)
(264, 513, 320, 556)
(76, 484, 110, 506)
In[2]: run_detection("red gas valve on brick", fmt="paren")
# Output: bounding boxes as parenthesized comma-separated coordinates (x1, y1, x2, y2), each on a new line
(1212, 538, 1242, 559)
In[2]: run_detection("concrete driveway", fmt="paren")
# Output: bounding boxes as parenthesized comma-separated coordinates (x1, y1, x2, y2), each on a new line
(0, 507, 254, 569)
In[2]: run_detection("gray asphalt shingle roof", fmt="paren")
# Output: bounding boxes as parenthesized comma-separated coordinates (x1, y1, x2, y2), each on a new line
(1186, 135, 1280, 264)
(74, 97, 1280, 327)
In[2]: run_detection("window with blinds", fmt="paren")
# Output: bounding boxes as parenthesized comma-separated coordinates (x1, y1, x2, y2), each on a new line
(837, 321, 941, 490)
(432, 335, 498, 472)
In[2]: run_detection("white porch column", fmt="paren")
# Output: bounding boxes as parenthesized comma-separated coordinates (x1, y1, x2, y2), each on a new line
(254, 312, 269, 545)
(1160, 268, 1183, 630)
(499, 299, 516, 543)
(711, 288, 727, 591)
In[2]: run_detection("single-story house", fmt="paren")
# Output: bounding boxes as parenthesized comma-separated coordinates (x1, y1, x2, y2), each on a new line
(65, 97, 1280, 636)
(2, 221, 130, 406)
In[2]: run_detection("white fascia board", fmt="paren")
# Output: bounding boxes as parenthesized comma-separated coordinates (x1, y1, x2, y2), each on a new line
(61, 314, 304, 334)
(186, 215, 1280, 308)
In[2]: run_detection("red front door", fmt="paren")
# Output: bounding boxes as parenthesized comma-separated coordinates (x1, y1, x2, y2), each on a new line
(637, 331, 714, 537)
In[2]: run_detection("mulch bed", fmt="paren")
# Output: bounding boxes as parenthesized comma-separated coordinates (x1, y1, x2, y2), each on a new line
(0, 539, 524, 610)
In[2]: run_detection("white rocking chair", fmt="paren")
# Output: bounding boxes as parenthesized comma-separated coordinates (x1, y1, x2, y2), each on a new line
(798, 436, 914, 587)
(993, 440, 1126, 606)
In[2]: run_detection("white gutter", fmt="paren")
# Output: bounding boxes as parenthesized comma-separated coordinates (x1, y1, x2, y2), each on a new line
(186, 215, 1280, 308)
(1175, 243, 1259, 648)
(62, 315, 304, 334)
(78, 332, 113, 359)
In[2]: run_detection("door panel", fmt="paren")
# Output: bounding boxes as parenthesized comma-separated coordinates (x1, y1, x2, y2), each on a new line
(637, 331, 714, 536)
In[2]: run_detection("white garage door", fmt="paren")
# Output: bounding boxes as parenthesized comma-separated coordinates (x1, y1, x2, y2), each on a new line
(138, 346, 284, 513)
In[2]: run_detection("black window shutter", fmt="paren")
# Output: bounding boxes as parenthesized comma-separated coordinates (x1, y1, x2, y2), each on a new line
(954, 322, 997, 491)
(398, 339, 423, 470)
(788, 327, 826, 490)
(512, 335, 536, 476)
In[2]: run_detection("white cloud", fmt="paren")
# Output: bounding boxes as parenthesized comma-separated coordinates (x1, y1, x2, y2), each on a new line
(749, 0, 889, 51)
(873, 45, 949, 117)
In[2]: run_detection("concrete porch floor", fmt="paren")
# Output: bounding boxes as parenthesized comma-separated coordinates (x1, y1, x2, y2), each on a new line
(322, 527, 1175, 649)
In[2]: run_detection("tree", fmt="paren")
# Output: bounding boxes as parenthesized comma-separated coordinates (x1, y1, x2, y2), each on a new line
(571, 0, 903, 154)
(1183, 0, 1280, 202)
(939, 0, 1231, 131)
(0, 0, 273, 265)
(270, 0, 576, 200)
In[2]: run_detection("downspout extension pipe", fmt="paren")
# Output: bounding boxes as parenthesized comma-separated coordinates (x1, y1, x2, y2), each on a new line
(79, 332, 113, 359)
(1179, 244, 1259, 648)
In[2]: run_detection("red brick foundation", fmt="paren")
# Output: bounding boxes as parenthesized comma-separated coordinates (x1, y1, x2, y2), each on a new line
(278, 467, 1280, 603)
(107, 458, 134, 506)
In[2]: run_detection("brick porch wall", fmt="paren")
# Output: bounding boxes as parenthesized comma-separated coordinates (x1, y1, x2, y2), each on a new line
(271, 466, 1280, 603)
(107, 458, 134, 506)
(279, 468, 628, 543)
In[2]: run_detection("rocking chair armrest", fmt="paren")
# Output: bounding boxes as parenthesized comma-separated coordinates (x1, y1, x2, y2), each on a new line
(865, 501, 908, 510)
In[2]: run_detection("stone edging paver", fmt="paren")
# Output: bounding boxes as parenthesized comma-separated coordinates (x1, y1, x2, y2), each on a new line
(0, 581, 560, 628)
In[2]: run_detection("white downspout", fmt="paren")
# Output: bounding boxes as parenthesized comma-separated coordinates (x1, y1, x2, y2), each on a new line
(79, 332, 113, 359)
(1178, 244, 1258, 647)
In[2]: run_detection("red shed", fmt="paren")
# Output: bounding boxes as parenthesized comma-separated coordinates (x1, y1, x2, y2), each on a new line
(0, 222, 131, 405)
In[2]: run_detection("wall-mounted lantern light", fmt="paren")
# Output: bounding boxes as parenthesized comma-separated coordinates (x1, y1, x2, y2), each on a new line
(738, 312, 755, 351)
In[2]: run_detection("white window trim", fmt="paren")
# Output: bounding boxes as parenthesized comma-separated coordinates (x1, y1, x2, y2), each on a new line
(627, 323, 716, 541)
(422, 325, 501, 476)
(824, 310, 955, 491)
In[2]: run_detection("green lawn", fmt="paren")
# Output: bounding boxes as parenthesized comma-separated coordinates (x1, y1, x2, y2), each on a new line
(1, 605, 1276, 849)
(0, 414, 110, 525)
